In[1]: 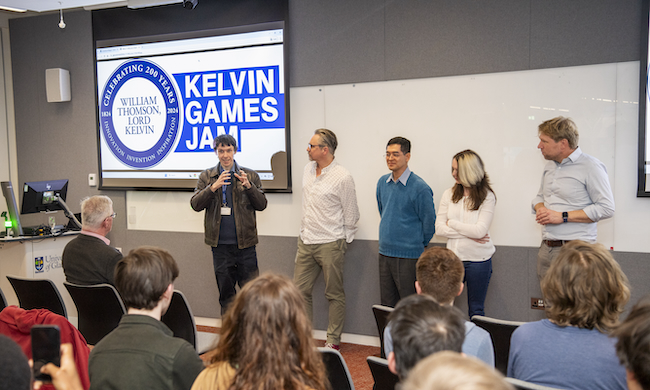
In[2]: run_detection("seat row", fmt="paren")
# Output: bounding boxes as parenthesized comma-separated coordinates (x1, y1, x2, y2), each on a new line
(0, 275, 197, 349)
(370, 304, 560, 390)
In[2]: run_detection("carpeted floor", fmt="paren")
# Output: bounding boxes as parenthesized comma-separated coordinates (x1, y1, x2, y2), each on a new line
(326, 340, 380, 390)
(197, 325, 381, 390)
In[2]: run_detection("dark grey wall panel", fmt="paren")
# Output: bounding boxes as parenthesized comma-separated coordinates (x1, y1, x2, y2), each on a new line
(530, 0, 641, 69)
(9, 11, 107, 228)
(289, 0, 386, 86)
(290, 0, 641, 86)
(384, 0, 531, 79)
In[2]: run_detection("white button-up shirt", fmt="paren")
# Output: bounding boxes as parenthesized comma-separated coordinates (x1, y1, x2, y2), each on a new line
(532, 147, 615, 242)
(300, 160, 360, 244)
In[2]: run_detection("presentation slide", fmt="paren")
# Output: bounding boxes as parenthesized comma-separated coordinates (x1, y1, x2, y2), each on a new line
(95, 23, 289, 191)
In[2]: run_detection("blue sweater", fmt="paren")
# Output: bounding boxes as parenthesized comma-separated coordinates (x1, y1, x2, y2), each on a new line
(508, 319, 626, 390)
(376, 172, 436, 258)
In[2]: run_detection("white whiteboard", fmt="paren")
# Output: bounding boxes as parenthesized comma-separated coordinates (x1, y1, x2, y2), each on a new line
(127, 61, 650, 252)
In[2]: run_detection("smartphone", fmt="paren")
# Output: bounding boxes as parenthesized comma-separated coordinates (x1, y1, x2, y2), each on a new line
(31, 325, 61, 382)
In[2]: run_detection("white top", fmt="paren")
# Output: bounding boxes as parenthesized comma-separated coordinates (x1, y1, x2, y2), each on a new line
(300, 160, 360, 244)
(435, 188, 496, 261)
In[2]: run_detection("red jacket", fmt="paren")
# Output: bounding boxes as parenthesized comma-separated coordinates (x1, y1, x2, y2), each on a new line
(0, 306, 90, 390)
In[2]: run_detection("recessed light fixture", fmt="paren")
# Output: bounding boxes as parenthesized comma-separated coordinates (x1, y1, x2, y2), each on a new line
(0, 6, 27, 12)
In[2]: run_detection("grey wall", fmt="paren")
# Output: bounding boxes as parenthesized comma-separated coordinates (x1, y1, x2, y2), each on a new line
(6, 0, 647, 338)
(289, 0, 640, 86)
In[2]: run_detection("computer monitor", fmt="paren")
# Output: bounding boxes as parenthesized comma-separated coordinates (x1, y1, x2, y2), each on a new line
(21, 179, 69, 214)
(1, 181, 24, 236)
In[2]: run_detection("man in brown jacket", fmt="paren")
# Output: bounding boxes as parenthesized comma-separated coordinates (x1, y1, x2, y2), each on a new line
(191, 134, 267, 314)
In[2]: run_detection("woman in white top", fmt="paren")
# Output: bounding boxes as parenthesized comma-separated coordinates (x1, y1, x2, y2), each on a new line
(435, 150, 496, 317)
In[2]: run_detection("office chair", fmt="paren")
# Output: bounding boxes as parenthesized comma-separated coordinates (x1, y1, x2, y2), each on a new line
(367, 356, 399, 390)
(0, 285, 7, 311)
(372, 304, 394, 358)
(7, 275, 67, 318)
(471, 315, 526, 375)
(318, 347, 355, 390)
(64, 282, 126, 345)
(161, 290, 198, 350)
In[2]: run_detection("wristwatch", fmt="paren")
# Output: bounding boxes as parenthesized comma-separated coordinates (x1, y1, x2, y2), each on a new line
(562, 212, 568, 223)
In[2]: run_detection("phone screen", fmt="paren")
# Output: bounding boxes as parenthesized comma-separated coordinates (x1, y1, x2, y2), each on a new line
(31, 325, 61, 382)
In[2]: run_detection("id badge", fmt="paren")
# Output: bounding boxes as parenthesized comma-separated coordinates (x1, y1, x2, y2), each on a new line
(221, 207, 231, 216)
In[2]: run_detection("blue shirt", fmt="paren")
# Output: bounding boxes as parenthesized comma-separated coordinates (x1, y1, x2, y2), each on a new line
(376, 169, 436, 259)
(383, 320, 495, 367)
(532, 147, 614, 242)
(508, 319, 626, 390)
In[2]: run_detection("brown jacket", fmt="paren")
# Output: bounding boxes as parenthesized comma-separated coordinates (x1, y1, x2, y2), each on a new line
(190, 162, 267, 248)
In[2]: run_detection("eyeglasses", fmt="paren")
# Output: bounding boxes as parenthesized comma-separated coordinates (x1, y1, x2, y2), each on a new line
(308, 143, 324, 150)
(107, 212, 117, 219)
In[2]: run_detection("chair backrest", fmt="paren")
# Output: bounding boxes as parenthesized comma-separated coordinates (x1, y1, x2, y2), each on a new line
(367, 356, 399, 390)
(471, 315, 526, 375)
(7, 275, 67, 318)
(372, 304, 394, 358)
(64, 282, 126, 345)
(161, 290, 197, 350)
(505, 378, 566, 390)
(0, 286, 7, 311)
(318, 347, 355, 390)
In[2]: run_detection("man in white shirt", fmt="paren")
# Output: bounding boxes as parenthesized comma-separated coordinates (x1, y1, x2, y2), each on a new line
(532, 116, 615, 280)
(293, 128, 360, 350)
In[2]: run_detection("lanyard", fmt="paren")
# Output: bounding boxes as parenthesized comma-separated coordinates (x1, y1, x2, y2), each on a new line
(220, 165, 234, 207)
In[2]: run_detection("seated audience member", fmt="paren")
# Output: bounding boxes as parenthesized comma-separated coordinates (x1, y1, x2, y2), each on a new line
(0, 306, 90, 389)
(191, 273, 327, 390)
(508, 240, 630, 390)
(612, 294, 650, 390)
(33, 343, 84, 390)
(388, 294, 465, 379)
(62, 195, 122, 285)
(401, 351, 514, 390)
(0, 334, 30, 390)
(384, 246, 494, 366)
(89, 246, 204, 390)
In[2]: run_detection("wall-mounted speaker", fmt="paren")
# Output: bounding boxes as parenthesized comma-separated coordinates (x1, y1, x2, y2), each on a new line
(45, 68, 71, 102)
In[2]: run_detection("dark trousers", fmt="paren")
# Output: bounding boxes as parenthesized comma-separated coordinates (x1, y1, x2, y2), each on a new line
(211, 245, 259, 315)
(378, 254, 417, 307)
(463, 258, 492, 318)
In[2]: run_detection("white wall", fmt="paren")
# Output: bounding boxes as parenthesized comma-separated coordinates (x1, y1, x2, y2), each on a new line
(122, 61, 649, 252)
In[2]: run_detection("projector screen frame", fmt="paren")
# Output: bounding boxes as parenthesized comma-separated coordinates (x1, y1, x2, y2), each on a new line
(638, 0, 650, 197)
(93, 21, 292, 193)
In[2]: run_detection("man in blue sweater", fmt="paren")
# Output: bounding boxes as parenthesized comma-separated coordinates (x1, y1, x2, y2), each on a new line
(376, 137, 436, 307)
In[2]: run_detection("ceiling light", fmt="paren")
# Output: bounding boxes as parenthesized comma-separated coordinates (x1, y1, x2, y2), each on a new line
(0, 6, 27, 12)
(58, 2, 66, 29)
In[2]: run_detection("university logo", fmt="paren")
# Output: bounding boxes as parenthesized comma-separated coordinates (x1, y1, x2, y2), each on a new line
(34, 257, 44, 273)
(99, 59, 182, 169)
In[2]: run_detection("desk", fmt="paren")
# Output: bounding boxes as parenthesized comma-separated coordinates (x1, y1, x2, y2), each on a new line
(0, 232, 79, 319)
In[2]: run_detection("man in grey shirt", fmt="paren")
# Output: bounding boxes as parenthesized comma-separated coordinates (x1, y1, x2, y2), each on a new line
(532, 116, 615, 280)
(383, 247, 494, 367)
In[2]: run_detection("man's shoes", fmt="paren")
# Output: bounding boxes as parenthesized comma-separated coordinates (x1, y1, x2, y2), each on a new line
(324, 342, 340, 351)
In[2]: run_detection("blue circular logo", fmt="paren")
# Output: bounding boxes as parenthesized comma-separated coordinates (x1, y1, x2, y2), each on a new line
(99, 59, 181, 169)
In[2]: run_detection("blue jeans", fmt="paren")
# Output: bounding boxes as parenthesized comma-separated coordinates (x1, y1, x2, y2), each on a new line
(211, 245, 259, 315)
(463, 259, 492, 318)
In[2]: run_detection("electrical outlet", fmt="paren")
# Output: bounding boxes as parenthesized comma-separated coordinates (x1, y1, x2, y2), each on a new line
(88, 173, 97, 187)
(531, 297, 545, 310)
